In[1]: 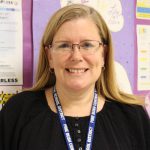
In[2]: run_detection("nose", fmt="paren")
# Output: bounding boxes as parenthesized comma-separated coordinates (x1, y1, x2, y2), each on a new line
(72, 44, 80, 50)
(70, 44, 83, 61)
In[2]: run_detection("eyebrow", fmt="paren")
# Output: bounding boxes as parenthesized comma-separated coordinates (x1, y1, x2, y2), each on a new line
(53, 39, 101, 43)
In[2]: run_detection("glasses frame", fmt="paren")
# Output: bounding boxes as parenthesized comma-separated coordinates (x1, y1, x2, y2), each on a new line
(48, 40, 104, 55)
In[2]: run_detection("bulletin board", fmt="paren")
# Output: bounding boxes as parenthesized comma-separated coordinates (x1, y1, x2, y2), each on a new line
(0, 0, 150, 109)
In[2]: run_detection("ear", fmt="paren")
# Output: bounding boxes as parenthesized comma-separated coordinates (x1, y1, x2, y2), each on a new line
(45, 46, 54, 68)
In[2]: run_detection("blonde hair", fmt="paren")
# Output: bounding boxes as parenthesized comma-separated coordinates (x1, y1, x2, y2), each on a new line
(30, 4, 143, 105)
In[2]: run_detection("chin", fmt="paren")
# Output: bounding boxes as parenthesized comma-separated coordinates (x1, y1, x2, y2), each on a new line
(68, 85, 84, 90)
(66, 83, 90, 91)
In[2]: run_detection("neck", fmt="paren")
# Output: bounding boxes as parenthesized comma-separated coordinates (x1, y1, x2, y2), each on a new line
(55, 84, 95, 116)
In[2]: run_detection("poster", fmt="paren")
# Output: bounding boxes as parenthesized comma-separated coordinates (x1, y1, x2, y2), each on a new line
(0, 86, 22, 109)
(136, 0, 150, 19)
(60, 0, 124, 32)
(136, 25, 150, 91)
(0, 0, 23, 85)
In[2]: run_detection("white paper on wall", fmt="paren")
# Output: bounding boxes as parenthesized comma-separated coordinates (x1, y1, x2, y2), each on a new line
(0, 0, 23, 85)
(137, 25, 150, 91)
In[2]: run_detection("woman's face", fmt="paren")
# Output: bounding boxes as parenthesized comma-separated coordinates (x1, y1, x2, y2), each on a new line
(47, 18, 105, 91)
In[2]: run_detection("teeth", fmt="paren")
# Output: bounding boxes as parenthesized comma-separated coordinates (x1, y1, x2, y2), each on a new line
(68, 68, 86, 73)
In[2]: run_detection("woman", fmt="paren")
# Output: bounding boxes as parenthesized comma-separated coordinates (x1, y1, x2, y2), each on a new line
(0, 4, 149, 150)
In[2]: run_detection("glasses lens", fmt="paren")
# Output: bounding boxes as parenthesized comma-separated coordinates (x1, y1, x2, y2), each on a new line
(80, 41, 100, 54)
(53, 42, 71, 52)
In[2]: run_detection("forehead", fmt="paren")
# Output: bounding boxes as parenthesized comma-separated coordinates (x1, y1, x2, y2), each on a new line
(53, 18, 100, 41)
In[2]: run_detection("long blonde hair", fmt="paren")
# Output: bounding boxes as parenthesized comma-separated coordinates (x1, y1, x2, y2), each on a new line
(30, 4, 143, 105)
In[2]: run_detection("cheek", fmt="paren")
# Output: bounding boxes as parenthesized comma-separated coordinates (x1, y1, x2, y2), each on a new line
(50, 53, 69, 69)
(89, 52, 104, 67)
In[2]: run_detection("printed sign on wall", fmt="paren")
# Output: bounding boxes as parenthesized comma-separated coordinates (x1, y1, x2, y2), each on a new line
(0, 0, 23, 86)
(137, 25, 150, 91)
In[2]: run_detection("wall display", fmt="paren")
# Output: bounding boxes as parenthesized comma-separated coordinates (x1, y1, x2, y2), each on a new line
(0, 0, 33, 109)
(0, 0, 23, 85)
(136, 25, 150, 91)
(0, 0, 149, 110)
(134, 0, 150, 95)
(136, 0, 150, 20)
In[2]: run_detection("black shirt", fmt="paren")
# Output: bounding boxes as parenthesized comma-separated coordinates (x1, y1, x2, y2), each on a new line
(0, 90, 149, 150)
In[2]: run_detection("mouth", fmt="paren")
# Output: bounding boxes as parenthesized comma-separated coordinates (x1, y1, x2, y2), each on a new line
(65, 68, 89, 73)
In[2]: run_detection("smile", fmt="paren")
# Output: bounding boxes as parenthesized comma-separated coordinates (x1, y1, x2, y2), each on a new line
(66, 68, 88, 73)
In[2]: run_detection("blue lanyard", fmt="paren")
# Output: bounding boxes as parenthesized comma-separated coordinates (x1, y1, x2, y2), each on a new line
(53, 86, 98, 150)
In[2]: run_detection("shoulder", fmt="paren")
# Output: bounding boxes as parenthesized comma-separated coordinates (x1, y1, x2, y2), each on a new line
(0, 90, 48, 149)
(105, 99, 150, 134)
(0, 90, 47, 133)
(104, 99, 150, 148)
(0, 90, 47, 121)
(106, 99, 149, 120)
(1, 90, 45, 111)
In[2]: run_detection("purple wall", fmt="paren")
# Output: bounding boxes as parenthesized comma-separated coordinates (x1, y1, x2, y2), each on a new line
(111, 0, 135, 87)
(32, 0, 60, 80)
(23, 0, 33, 88)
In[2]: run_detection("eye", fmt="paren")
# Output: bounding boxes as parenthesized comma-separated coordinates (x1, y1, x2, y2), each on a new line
(57, 42, 70, 49)
(81, 41, 95, 49)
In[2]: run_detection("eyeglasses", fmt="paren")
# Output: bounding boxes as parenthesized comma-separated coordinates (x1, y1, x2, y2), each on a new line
(49, 40, 104, 55)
